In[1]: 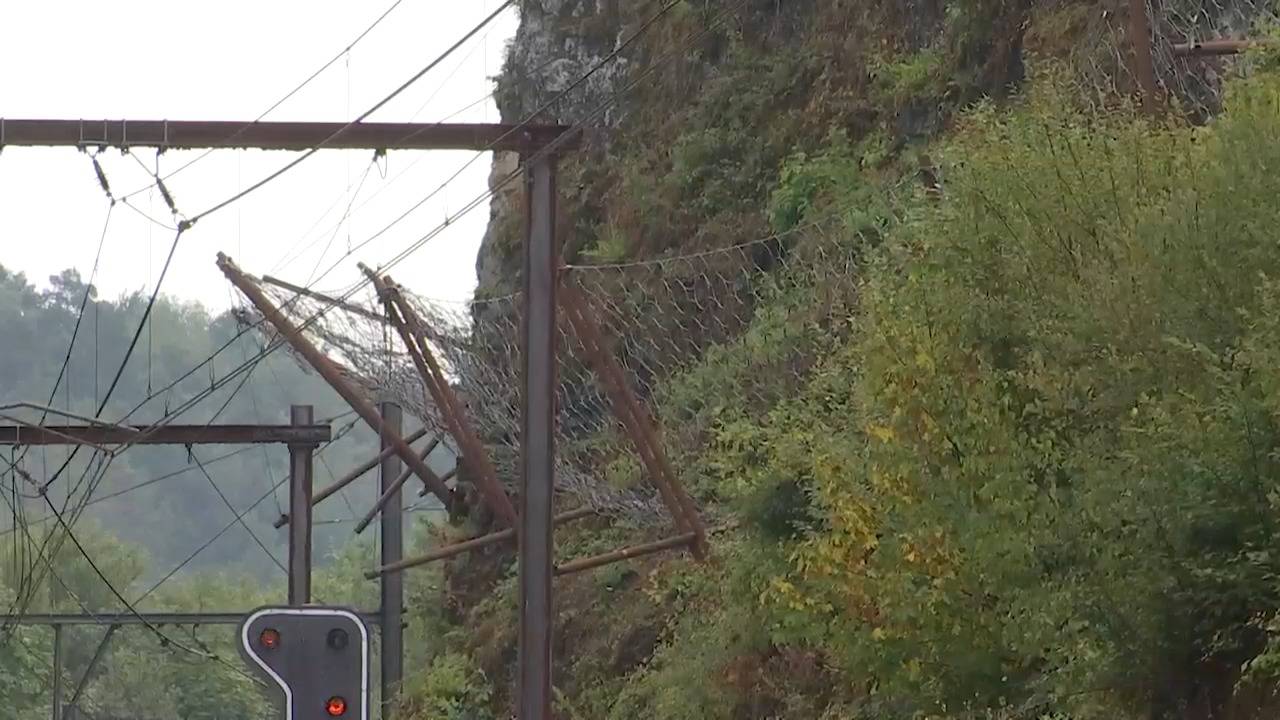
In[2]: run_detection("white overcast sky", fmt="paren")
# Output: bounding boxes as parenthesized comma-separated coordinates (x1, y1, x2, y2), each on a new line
(0, 0, 518, 310)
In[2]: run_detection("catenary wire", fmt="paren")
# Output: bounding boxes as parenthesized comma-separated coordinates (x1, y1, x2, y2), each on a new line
(117, 0, 413, 202)
(187, 0, 518, 226)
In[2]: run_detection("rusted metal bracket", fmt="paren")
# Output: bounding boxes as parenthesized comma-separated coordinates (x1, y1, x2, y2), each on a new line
(361, 265, 519, 528)
(364, 506, 596, 578)
(560, 281, 709, 559)
(273, 427, 434, 528)
(218, 252, 457, 512)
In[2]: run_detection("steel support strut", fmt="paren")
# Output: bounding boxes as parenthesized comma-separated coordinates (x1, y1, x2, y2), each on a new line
(274, 427, 433, 528)
(217, 253, 456, 511)
(1129, 0, 1160, 113)
(362, 265, 518, 528)
(518, 154, 558, 720)
(560, 284, 709, 558)
(287, 405, 315, 605)
(51, 625, 62, 720)
(65, 625, 118, 720)
(379, 402, 405, 719)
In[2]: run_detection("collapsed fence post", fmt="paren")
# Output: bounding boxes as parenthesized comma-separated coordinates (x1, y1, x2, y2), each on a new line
(560, 281, 709, 560)
(554, 532, 698, 576)
(361, 265, 518, 529)
(217, 253, 457, 512)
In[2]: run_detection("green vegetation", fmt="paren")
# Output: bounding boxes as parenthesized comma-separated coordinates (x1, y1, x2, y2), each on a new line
(13, 2, 1280, 718)
(424, 58, 1280, 720)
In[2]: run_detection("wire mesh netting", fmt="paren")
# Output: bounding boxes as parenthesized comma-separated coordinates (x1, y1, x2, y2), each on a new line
(1070, 0, 1279, 119)
(239, 222, 859, 528)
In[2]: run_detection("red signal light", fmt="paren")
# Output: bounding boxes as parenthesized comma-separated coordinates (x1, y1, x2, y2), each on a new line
(326, 696, 348, 716)
(259, 628, 281, 650)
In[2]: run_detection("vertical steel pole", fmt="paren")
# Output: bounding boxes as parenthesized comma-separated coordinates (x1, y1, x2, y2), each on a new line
(1130, 0, 1159, 114)
(287, 404, 315, 605)
(518, 155, 558, 720)
(379, 402, 405, 719)
(51, 624, 62, 720)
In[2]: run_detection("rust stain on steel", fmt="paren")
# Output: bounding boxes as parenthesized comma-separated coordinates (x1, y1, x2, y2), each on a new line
(560, 282, 709, 559)
(217, 252, 456, 512)
(362, 265, 519, 528)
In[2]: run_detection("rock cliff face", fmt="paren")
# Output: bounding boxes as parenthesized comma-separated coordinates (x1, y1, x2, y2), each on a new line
(475, 0, 1267, 300)
(476, 0, 635, 298)
(472, 0, 1015, 298)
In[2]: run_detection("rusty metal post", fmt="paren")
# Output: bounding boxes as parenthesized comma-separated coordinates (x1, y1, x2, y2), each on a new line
(379, 402, 404, 719)
(518, 154, 558, 720)
(51, 624, 62, 720)
(362, 267, 518, 528)
(217, 253, 455, 511)
(561, 285, 708, 559)
(287, 404, 315, 605)
(1130, 0, 1159, 113)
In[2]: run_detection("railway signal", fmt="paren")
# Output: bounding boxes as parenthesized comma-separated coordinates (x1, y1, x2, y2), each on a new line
(239, 606, 370, 720)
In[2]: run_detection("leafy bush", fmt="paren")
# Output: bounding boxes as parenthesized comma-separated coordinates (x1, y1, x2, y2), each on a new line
(398, 651, 494, 720)
(737, 66, 1280, 718)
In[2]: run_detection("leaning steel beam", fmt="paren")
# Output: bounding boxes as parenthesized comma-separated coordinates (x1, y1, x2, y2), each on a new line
(0, 119, 578, 153)
(363, 265, 518, 528)
(274, 427, 435, 528)
(1, 611, 379, 625)
(560, 284, 709, 559)
(353, 440, 440, 535)
(66, 625, 118, 713)
(365, 506, 596, 578)
(0, 424, 330, 446)
(218, 253, 457, 511)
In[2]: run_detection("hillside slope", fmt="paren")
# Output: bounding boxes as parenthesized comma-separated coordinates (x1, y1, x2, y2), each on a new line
(397, 2, 1280, 719)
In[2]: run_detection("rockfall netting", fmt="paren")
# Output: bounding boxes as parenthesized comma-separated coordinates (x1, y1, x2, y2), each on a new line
(236, 221, 859, 527)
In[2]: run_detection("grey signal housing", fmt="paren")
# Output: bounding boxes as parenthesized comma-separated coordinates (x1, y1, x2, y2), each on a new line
(238, 606, 370, 720)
